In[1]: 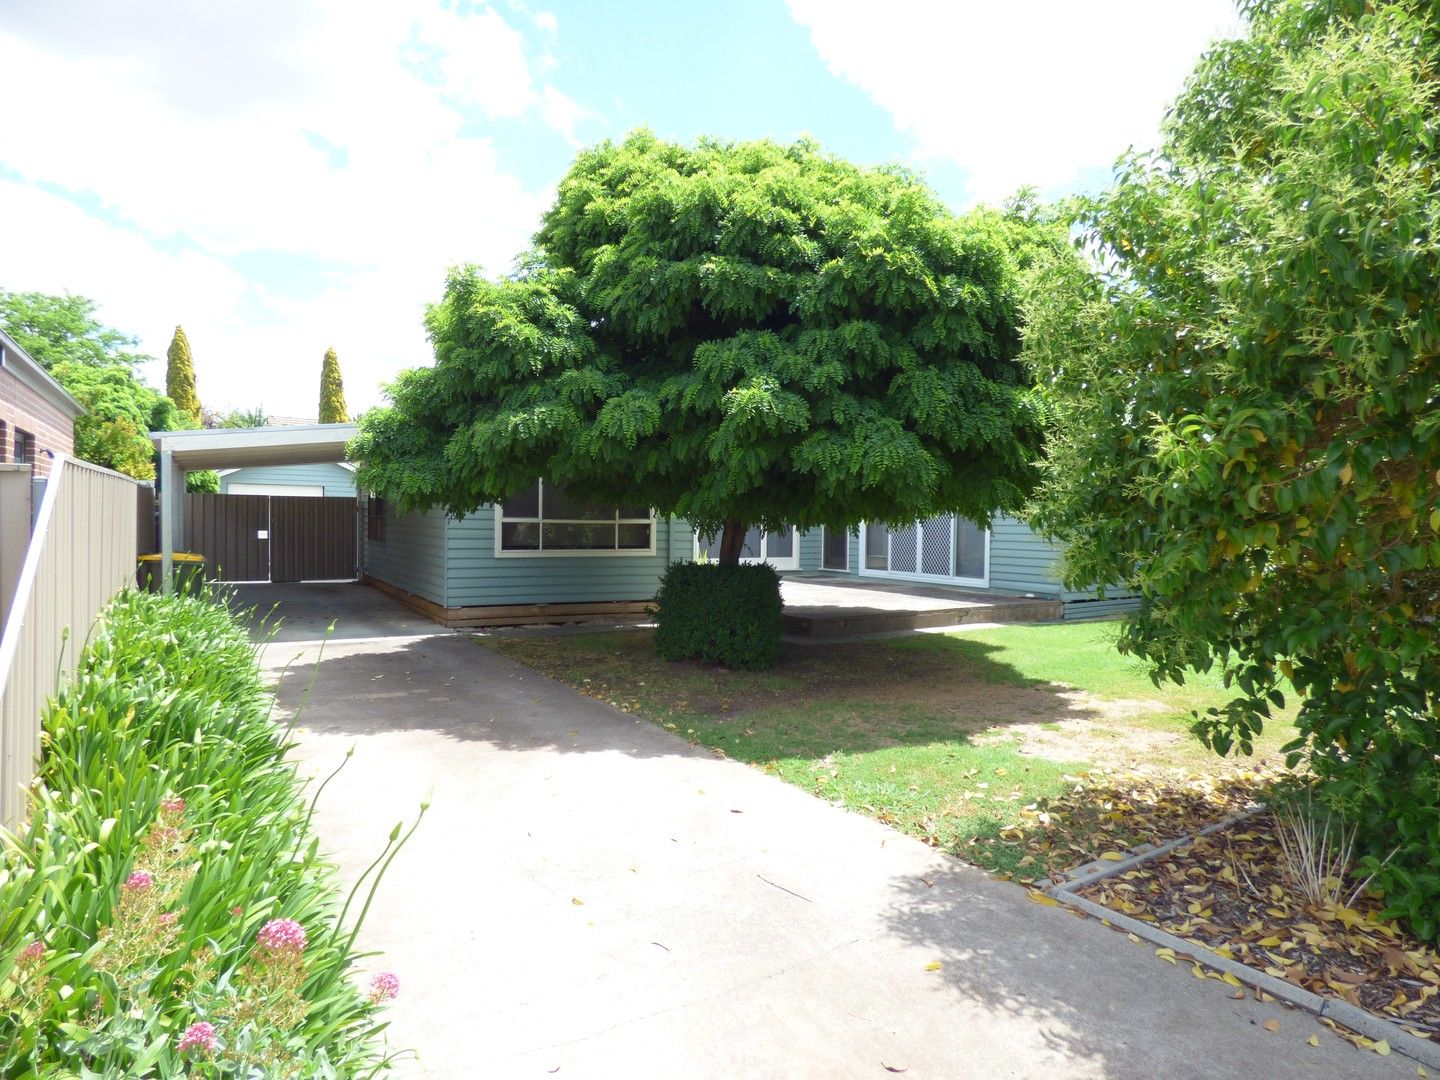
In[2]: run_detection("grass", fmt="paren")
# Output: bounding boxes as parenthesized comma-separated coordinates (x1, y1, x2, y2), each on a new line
(483, 621, 1296, 877)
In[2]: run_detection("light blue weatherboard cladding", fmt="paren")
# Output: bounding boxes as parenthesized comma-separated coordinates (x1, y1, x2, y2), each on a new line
(441, 510, 680, 608)
(220, 462, 357, 497)
(362, 501, 448, 606)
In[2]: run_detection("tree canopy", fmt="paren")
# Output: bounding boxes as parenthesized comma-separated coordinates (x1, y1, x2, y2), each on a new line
(318, 347, 348, 423)
(0, 290, 150, 371)
(165, 326, 201, 425)
(0, 290, 187, 481)
(354, 133, 1056, 560)
(1024, 0, 1440, 935)
(53, 362, 185, 481)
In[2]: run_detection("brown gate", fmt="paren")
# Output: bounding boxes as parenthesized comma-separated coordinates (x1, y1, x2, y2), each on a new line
(182, 493, 356, 583)
(185, 493, 269, 581)
(271, 497, 356, 582)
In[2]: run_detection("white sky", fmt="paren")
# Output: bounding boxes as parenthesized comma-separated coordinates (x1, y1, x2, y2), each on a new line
(0, 1, 1242, 418)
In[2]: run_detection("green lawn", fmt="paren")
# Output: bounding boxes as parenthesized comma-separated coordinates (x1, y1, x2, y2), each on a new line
(483, 622, 1294, 878)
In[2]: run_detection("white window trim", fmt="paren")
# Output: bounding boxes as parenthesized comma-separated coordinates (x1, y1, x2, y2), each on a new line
(857, 517, 990, 589)
(492, 491, 656, 559)
(692, 526, 799, 571)
(820, 526, 851, 572)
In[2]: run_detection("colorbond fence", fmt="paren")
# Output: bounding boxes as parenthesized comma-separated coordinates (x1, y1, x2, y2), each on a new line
(0, 457, 138, 828)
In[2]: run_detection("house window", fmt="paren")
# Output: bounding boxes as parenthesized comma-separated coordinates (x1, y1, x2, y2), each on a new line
(367, 497, 386, 542)
(498, 481, 653, 555)
(0, 421, 7, 462)
(862, 515, 988, 585)
(822, 527, 849, 571)
(14, 429, 35, 465)
(694, 526, 799, 570)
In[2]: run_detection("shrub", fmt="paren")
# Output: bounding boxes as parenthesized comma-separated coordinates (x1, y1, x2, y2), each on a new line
(0, 590, 413, 1076)
(654, 561, 782, 670)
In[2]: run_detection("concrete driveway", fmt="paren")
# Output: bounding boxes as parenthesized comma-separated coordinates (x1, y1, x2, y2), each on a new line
(257, 585, 1409, 1079)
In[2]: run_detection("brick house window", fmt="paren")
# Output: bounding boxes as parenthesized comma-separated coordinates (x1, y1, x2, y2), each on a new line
(14, 429, 35, 465)
(0, 421, 7, 462)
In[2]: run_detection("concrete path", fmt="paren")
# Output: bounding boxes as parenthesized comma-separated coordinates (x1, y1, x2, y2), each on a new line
(256, 585, 1410, 1079)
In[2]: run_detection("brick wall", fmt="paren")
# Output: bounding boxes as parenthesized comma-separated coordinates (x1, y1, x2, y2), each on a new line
(0, 368, 75, 479)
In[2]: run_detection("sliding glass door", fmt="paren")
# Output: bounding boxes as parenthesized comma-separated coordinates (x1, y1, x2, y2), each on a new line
(859, 515, 988, 587)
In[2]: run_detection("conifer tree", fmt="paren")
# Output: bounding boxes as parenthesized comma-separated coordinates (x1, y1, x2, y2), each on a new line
(318, 347, 348, 423)
(165, 325, 201, 424)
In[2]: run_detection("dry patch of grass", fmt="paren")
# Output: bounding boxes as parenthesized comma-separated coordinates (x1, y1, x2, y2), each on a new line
(484, 622, 1298, 877)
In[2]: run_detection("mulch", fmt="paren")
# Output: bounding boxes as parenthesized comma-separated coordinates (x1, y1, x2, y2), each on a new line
(1075, 811, 1440, 1051)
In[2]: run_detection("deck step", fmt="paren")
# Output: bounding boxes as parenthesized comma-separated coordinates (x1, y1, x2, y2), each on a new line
(781, 597, 1062, 638)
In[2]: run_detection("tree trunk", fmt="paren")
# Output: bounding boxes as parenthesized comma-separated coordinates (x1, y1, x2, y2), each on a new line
(717, 518, 746, 567)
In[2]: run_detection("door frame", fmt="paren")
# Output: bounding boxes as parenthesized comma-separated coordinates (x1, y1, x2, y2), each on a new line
(857, 516, 990, 589)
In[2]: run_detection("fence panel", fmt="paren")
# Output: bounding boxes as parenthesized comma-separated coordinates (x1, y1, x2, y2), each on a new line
(270, 496, 357, 582)
(0, 457, 138, 828)
(183, 492, 269, 582)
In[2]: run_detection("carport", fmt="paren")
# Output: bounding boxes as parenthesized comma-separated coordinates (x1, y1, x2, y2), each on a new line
(150, 423, 358, 591)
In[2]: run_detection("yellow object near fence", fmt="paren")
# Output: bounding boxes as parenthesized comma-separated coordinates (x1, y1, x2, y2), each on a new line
(136, 552, 207, 591)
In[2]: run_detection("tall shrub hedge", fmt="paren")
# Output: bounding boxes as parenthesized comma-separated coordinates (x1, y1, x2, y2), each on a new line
(654, 562, 782, 670)
(0, 590, 407, 1077)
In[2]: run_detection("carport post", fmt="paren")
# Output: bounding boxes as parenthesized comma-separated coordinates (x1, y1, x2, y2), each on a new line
(159, 445, 176, 594)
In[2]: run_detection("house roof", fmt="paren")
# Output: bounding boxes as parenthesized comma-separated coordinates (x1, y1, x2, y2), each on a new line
(149, 422, 359, 471)
(0, 327, 85, 420)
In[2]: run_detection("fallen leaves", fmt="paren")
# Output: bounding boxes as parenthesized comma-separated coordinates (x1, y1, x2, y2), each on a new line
(924, 961, 943, 972)
(1079, 810, 1440, 1050)
(968, 762, 1277, 886)
(1026, 890, 1060, 907)
(1262, 1018, 1282, 1033)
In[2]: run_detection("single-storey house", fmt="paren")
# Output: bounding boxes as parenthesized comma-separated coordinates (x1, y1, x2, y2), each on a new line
(360, 483, 1135, 626)
(0, 327, 83, 479)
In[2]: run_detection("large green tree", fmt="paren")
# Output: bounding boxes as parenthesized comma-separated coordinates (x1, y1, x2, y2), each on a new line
(51, 363, 184, 481)
(355, 133, 1053, 562)
(0, 291, 185, 481)
(318, 347, 348, 423)
(165, 325, 201, 424)
(0, 290, 149, 371)
(1024, 1, 1440, 934)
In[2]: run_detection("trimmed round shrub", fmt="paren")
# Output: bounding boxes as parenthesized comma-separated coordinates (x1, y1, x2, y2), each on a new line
(654, 561, 782, 670)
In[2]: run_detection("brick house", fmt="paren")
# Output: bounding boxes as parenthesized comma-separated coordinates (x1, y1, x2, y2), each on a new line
(0, 327, 83, 478)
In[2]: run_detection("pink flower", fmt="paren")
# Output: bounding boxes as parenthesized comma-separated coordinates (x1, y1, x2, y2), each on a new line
(160, 797, 185, 816)
(177, 1021, 217, 1056)
(256, 918, 307, 954)
(159, 912, 178, 926)
(123, 870, 153, 892)
(368, 971, 400, 1003)
(18, 941, 44, 964)
(229, 905, 244, 917)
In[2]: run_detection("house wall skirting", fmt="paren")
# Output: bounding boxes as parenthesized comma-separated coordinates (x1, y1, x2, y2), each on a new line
(362, 574, 654, 629)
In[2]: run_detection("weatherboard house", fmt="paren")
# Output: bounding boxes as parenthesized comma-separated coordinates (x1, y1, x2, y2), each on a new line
(359, 485, 1134, 627)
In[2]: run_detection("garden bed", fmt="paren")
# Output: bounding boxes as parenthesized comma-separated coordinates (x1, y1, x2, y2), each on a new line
(1073, 813, 1440, 1051)
(0, 589, 409, 1077)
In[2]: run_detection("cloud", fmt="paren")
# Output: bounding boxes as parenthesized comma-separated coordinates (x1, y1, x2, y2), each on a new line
(786, 0, 1245, 204)
(0, 0, 577, 415)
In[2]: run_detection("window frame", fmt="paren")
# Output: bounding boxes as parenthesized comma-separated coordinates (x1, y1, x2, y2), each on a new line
(857, 516, 990, 588)
(493, 481, 656, 558)
(691, 526, 800, 571)
(13, 428, 35, 465)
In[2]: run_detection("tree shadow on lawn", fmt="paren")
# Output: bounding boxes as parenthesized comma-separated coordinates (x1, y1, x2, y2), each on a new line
(477, 626, 1212, 767)
(261, 627, 1134, 763)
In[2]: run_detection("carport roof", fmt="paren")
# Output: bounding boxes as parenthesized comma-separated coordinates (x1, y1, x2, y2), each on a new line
(149, 423, 359, 471)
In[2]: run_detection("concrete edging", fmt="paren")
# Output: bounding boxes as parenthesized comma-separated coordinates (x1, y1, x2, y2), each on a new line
(1046, 819, 1440, 1070)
